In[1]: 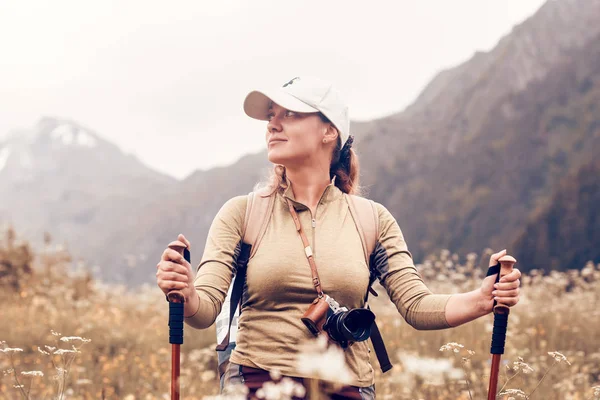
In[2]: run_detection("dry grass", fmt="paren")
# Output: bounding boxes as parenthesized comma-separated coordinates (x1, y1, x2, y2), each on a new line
(1, 231, 599, 399)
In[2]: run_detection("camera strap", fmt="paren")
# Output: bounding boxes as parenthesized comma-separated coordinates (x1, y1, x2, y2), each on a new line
(286, 198, 324, 298)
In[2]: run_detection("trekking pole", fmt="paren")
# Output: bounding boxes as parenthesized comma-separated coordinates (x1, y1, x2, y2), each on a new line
(166, 245, 191, 400)
(487, 255, 517, 400)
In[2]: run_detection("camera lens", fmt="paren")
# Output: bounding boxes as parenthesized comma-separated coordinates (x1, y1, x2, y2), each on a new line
(340, 309, 375, 342)
(324, 308, 375, 347)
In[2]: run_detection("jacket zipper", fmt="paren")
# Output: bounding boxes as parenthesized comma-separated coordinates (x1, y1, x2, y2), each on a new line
(310, 188, 329, 258)
(311, 215, 316, 258)
(289, 186, 330, 259)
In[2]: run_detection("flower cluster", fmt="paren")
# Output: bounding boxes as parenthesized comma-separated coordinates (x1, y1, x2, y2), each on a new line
(439, 342, 465, 353)
(511, 357, 534, 374)
(548, 351, 571, 365)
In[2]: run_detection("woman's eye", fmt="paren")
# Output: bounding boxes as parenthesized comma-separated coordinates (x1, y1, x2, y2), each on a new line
(285, 110, 296, 117)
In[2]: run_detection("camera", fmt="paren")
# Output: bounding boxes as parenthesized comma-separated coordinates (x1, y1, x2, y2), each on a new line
(301, 295, 375, 348)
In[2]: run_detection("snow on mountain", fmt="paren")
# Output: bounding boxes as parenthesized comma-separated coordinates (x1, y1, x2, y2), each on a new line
(49, 123, 98, 148)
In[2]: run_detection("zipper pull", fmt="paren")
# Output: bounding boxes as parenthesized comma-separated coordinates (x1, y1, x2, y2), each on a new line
(312, 218, 316, 228)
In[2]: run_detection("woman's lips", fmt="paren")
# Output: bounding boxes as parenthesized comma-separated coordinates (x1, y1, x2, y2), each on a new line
(268, 140, 287, 146)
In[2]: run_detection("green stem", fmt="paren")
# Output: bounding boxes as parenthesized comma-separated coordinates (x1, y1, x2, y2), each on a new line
(528, 361, 557, 398)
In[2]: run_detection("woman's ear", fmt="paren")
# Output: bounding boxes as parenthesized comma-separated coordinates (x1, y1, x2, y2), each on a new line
(322, 124, 339, 144)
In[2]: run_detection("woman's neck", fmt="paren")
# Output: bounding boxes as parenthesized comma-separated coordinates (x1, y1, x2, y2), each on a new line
(285, 166, 331, 213)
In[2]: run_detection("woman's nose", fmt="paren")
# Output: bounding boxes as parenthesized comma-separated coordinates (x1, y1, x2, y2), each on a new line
(267, 117, 282, 133)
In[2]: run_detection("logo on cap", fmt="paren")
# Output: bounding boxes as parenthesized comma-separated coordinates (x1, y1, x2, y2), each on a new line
(282, 77, 300, 87)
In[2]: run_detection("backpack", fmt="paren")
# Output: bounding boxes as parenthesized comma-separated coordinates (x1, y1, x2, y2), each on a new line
(214, 190, 393, 382)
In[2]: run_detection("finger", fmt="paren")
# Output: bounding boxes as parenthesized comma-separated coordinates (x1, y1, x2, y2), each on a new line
(157, 279, 188, 292)
(492, 288, 520, 298)
(494, 296, 519, 307)
(162, 248, 190, 266)
(499, 268, 521, 282)
(158, 271, 190, 283)
(158, 261, 189, 275)
(489, 249, 507, 266)
(500, 270, 520, 282)
(494, 279, 520, 291)
(167, 240, 188, 254)
(178, 234, 191, 250)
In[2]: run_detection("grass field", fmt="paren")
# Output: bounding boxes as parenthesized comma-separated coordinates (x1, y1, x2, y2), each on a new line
(1, 232, 599, 399)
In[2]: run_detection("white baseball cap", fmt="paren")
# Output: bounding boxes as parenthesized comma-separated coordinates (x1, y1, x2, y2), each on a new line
(243, 76, 350, 146)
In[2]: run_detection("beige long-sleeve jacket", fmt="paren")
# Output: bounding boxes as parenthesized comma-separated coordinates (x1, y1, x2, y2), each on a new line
(185, 181, 452, 387)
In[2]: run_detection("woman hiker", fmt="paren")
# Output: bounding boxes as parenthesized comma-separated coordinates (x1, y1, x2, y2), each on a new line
(156, 76, 522, 399)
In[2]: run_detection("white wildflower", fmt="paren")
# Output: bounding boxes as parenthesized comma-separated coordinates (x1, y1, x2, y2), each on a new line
(60, 336, 91, 343)
(21, 371, 44, 377)
(548, 351, 571, 365)
(256, 377, 306, 400)
(0, 348, 23, 353)
(439, 342, 464, 353)
(512, 357, 534, 374)
(269, 369, 282, 381)
(499, 388, 528, 398)
(51, 330, 62, 336)
(54, 349, 79, 355)
(14, 384, 25, 388)
(296, 335, 352, 385)
(38, 347, 50, 355)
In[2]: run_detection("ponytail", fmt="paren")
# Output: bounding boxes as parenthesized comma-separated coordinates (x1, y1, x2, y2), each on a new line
(330, 135, 361, 195)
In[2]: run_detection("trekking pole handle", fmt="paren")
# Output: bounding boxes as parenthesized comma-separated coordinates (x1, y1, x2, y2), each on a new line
(167, 246, 190, 345)
(166, 245, 190, 303)
(489, 255, 517, 356)
(493, 255, 517, 313)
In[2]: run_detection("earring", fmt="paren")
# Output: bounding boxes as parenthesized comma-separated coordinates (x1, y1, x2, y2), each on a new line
(323, 139, 327, 143)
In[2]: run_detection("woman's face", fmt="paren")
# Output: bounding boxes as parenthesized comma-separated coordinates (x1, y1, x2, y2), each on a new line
(265, 102, 331, 167)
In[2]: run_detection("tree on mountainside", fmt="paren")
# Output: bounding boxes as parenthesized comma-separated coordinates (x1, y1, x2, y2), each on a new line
(513, 159, 600, 273)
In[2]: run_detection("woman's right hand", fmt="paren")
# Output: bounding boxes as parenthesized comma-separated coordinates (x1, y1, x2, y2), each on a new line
(156, 233, 195, 302)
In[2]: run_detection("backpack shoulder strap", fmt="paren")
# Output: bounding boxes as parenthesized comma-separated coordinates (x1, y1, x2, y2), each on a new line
(215, 189, 275, 354)
(345, 194, 379, 264)
(242, 189, 276, 258)
(346, 194, 393, 373)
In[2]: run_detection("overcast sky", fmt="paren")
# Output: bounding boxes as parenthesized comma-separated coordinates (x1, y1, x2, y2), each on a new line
(0, 0, 547, 180)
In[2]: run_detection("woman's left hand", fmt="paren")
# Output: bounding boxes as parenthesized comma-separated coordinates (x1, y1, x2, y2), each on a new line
(480, 249, 521, 314)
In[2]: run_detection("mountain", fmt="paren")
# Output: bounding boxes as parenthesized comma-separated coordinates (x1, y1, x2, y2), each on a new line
(2, 0, 599, 284)
(355, 0, 600, 269)
(0, 117, 178, 282)
(513, 158, 600, 273)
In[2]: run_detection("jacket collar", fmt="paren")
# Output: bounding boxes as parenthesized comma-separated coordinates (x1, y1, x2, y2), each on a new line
(280, 176, 342, 209)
